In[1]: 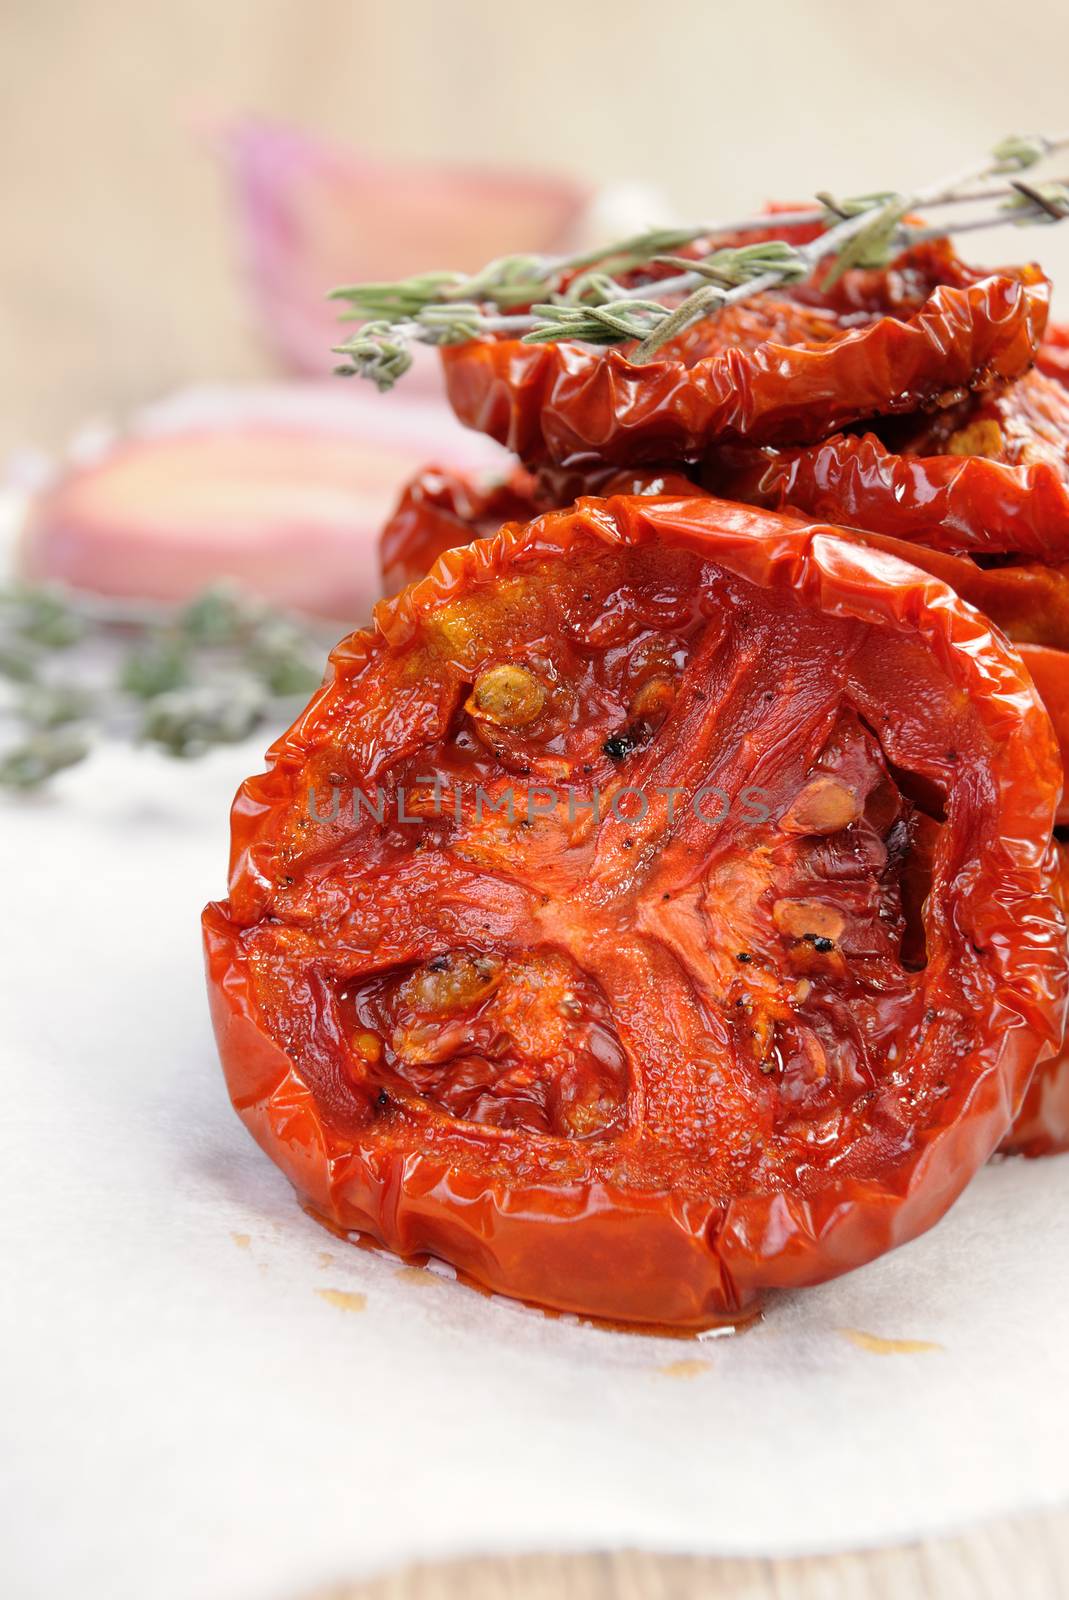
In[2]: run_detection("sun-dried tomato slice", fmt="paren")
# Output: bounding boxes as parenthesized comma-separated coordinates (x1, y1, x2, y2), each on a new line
(203, 495, 1066, 1328)
(380, 464, 699, 592)
(382, 485, 1069, 1162)
(441, 243, 1049, 469)
(715, 368, 1069, 560)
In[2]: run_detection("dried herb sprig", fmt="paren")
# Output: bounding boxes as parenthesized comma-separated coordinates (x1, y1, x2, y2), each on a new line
(332, 133, 1069, 387)
(0, 581, 333, 790)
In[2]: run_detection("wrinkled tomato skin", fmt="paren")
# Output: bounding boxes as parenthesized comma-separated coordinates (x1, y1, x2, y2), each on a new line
(382, 467, 1069, 833)
(717, 370, 1069, 561)
(379, 463, 699, 592)
(204, 496, 1066, 1328)
(380, 465, 540, 597)
(441, 246, 1049, 470)
(813, 532, 1069, 825)
(689, 521, 1069, 1156)
(816, 546, 1069, 1153)
(1015, 645, 1069, 828)
(1003, 1048, 1069, 1156)
(999, 844, 1069, 1158)
(1038, 323, 1069, 389)
(200, 943, 744, 1324)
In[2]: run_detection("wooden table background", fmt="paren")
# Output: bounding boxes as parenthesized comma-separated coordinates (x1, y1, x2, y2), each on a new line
(308, 1512, 1069, 1599)
(3, 2, 1068, 1593)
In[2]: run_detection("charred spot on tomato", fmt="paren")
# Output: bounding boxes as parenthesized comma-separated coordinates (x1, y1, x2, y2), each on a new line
(335, 949, 628, 1140)
(602, 702, 672, 764)
(602, 725, 647, 762)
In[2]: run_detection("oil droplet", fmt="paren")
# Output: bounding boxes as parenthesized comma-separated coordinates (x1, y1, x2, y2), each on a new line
(841, 1328, 943, 1356)
(230, 1232, 251, 1250)
(316, 1288, 367, 1313)
(317, 1251, 335, 1268)
(658, 1358, 712, 1379)
(395, 1265, 438, 1288)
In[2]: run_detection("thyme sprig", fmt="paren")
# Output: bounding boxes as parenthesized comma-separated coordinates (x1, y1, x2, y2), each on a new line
(331, 133, 1069, 387)
(0, 582, 334, 790)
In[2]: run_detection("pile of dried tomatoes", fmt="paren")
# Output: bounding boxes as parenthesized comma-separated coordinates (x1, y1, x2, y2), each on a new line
(205, 237, 1069, 1329)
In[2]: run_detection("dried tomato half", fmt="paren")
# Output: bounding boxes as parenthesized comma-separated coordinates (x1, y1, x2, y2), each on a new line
(441, 243, 1050, 469)
(203, 495, 1066, 1329)
(718, 369, 1069, 560)
(380, 464, 698, 592)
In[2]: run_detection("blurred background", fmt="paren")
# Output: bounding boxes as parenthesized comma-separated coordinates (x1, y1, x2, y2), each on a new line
(5, 0, 1069, 775)
(5, 0, 1069, 457)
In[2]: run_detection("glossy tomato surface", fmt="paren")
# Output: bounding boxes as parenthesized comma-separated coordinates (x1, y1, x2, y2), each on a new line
(1001, 841, 1069, 1157)
(1038, 322, 1069, 389)
(384, 482, 1069, 836)
(719, 369, 1069, 559)
(380, 464, 699, 593)
(441, 244, 1050, 469)
(379, 465, 540, 597)
(204, 495, 1067, 1328)
(739, 530, 1069, 1149)
(802, 533, 1069, 813)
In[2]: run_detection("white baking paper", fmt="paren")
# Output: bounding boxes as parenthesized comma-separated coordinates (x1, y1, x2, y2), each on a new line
(2, 740, 1067, 1600)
